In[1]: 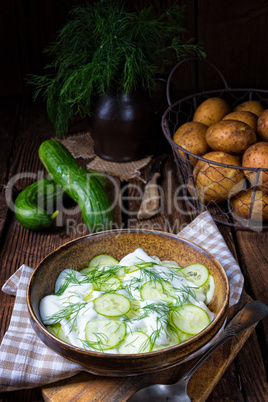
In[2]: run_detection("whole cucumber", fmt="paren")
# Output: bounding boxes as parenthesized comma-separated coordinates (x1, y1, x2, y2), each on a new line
(87, 169, 106, 188)
(15, 178, 62, 230)
(38, 139, 114, 232)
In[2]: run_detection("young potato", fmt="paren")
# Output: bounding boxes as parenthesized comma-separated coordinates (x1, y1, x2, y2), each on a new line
(205, 120, 256, 155)
(193, 97, 230, 126)
(242, 142, 268, 192)
(222, 111, 257, 130)
(193, 151, 245, 204)
(173, 122, 210, 165)
(231, 188, 268, 221)
(173, 121, 208, 141)
(257, 109, 268, 141)
(234, 100, 264, 117)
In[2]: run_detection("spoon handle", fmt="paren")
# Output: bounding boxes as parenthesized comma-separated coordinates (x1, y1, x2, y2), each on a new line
(182, 301, 268, 384)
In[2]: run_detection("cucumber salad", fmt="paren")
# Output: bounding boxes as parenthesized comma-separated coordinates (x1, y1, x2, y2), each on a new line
(40, 248, 215, 354)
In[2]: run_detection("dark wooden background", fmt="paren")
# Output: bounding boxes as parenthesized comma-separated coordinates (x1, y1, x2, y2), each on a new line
(1, 0, 268, 99)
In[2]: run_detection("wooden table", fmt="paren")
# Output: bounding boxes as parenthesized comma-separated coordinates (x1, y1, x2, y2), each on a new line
(0, 97, 267, 401)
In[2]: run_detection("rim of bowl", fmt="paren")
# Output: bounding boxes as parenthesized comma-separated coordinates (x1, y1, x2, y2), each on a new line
(27, 228, 230, 359)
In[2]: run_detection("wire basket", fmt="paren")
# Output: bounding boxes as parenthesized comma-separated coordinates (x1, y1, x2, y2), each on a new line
(161, 58, 268, 231)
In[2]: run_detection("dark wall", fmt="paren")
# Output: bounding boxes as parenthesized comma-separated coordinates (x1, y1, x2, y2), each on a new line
(1, 0, 268, 97)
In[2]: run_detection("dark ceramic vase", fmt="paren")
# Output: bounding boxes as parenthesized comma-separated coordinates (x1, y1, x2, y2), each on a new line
(89, 89, 155, 162)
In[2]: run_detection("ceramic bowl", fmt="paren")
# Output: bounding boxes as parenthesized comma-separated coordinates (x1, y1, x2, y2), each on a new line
(27, 229, 230, 376)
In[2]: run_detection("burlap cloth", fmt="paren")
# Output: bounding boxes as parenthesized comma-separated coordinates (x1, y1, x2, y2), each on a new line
(0, 211, 244, 392)
(59, 132, 152, 182)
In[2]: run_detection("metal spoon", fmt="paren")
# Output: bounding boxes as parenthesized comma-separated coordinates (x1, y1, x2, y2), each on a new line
(127, 301, 268, 402)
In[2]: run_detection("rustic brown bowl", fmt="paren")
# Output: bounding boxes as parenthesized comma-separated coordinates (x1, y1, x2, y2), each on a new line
(27, 229, 230, 376)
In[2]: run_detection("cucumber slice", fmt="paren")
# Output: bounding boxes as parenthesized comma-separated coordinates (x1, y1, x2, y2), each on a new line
(167, 324, 181, 343)
(162, 261, 181, 269)
(80, 266, 96, 275)
(179, 264, 209, 287)
(58, 326, 71, 343)
(85, 319, 126, 350)
(93, 277, 121, 292)
(83, 290, 101, 303)
(88, 254, 118, 267)
(192, 286, 206, 303)
(83, 283, 94, 301)
(202, 275, 215, 304)
(47, 323, 71, 344)
(176, 330, 193, 343)
(118, 331, 151, 354)
(124, 265, 140, 274)
(151, 325, 180, 351)
(171, 304, 210, 335)
(124, 262, 153, 273)
(125, 301, 142, 319)
(140, 280, 176, 303)
(47, 323, 61, 336)
(94, 293, 131, 316)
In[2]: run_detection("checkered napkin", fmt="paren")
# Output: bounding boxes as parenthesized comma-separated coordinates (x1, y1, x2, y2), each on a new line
(178, 211, 244, 307)
(0, 211, 244, 392)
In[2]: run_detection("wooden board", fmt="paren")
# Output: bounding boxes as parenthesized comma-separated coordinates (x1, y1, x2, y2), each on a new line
(42, 292, 254, 402)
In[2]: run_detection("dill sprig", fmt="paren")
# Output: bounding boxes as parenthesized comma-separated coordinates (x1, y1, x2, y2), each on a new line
(136, 302, 170, 320)
(29, 0, 205, 137)
(138, 265, 196, 302)
(81, 321, 124, 351)
(120, 258, 198, 303)
(48, 301, 88, 329)
(82, 332, 110, 351)
(124, 333, 151, 354)
(84, 264, 122, 281)
(44, 257, 204, 350)
(82, 264, 122, 292)
(126, 302, 177, 347)
(55, 268, 80, 296)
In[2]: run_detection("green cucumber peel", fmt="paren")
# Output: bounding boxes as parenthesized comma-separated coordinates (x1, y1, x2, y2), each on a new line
(14, 177, 62, 230)
(38, 139, 114, 232)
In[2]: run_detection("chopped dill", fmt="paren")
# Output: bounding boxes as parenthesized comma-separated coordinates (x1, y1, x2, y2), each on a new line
(82, 320, 125, 351)
(54, 267, 80, 296)
(83, 264, 122, 281)
(125, 302, 177, 347)
(123, 333, 151, 353)
(42, 253, 212, 353)
(89, 332, 110, 351)
(48, 301, 88, 329)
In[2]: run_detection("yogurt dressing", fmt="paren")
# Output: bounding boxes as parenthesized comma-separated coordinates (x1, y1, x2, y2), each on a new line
(40, 248, 215, 353)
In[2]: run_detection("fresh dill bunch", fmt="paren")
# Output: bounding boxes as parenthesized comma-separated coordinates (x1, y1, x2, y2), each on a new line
(29, 0, 205, 137)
